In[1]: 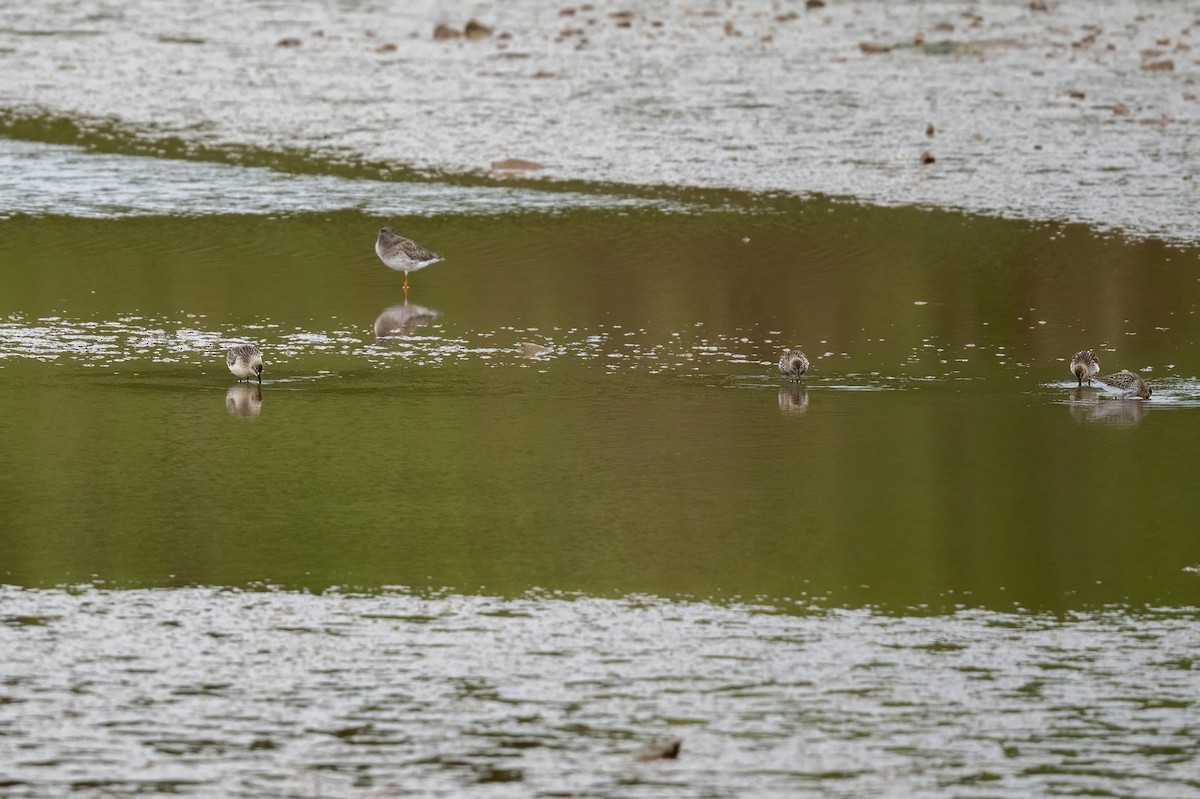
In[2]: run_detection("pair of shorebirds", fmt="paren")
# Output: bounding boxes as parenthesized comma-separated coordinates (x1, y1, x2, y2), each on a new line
(225, 226, 443, 383)
(1069, 348, 1152, 399)
(776, 346, 1151, 399)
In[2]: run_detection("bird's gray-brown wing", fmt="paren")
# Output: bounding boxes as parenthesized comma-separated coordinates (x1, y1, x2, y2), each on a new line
(1095, 371, 1135, 390)
(398, 236, 441, 261)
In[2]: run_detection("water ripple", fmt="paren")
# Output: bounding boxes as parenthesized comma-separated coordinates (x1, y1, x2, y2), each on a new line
(0, 587, 1197, 798)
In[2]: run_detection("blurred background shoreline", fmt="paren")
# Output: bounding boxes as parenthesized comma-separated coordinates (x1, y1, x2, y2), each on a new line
(2, 0, 1197, 242)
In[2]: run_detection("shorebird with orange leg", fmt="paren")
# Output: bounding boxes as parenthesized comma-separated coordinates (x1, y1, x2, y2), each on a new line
(375, 225, 443, 295)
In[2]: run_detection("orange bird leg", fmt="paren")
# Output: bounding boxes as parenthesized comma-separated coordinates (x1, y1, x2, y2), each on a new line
(403, 272, 410, 290)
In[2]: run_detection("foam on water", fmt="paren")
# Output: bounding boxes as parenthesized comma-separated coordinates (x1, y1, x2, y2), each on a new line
(5, 313, 1199, 391)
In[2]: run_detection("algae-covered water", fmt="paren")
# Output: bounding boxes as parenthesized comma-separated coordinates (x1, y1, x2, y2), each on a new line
(2, 203, 1200, 609)
(3, 1, 1200, 796)
(2, 189, 1199, 796)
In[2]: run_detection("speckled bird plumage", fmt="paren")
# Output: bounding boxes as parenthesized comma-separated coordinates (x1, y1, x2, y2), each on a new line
(1093, 369, 1152, 399)
(375, 226, 443, 288)
(1069, 348, 1100, 386)
(226, 344, 264, 382)
(778, 348, 810, 381)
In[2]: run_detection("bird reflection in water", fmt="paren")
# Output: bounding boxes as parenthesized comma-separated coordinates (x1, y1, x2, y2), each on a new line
(225, 383, 263, 418)
(777, 383, 809, 415)
(373, 302, 442, 343)
(1067, 387, 1148, 427)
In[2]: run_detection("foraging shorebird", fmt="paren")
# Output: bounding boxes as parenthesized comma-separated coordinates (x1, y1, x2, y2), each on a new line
(778, 348, 810, 381)
(1093, 369, 1152, 399)
(375, 226, 443, 292)
(226, 344, 264, 383)
(1069, 348, 1100, 386)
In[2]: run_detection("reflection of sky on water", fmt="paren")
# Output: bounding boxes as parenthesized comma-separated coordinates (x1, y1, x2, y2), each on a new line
(3, 2, 1198, 240)
(6, 313, 1200, 399)
(3, 586, 1199, 798)
(0, 139, 682, 219)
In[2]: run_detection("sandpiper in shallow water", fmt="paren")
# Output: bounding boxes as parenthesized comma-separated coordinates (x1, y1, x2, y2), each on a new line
(226, 344, 264, 383)
(778, 348, 810, 381)
(375, 226, 443, 291)
(1069, 348, 1100, 386)
(1093, 369, 1152, 399)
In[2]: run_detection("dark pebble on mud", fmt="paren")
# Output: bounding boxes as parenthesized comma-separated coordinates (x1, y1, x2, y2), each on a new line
(636, 739, 682, 761)
(465, 19, 494, 39)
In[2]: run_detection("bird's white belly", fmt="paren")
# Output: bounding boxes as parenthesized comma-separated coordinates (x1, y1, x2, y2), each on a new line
(376, 242, 441, 273)
(228, 360, 257, 379)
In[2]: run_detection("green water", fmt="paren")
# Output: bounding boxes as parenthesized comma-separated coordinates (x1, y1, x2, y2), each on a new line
(2, 204, 1198, 609)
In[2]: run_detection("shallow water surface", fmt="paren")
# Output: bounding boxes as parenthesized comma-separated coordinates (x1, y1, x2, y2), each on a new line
(1, 204, 1198, 609)
(2, 186, 1200, 797)
(1, 588, 1198, 799)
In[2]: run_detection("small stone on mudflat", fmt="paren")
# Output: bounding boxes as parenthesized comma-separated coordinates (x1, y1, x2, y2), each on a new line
(635, 739, 682, 761)
(465, 19, 493, 39)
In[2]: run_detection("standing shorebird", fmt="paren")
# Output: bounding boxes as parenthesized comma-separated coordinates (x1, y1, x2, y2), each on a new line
(1069, 348, 1100, 386)
(375, 226, 443, 292)
(1093, 369, 1152, 399)
(226, 344, 264, 383)
(778, 348, 810, 382)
